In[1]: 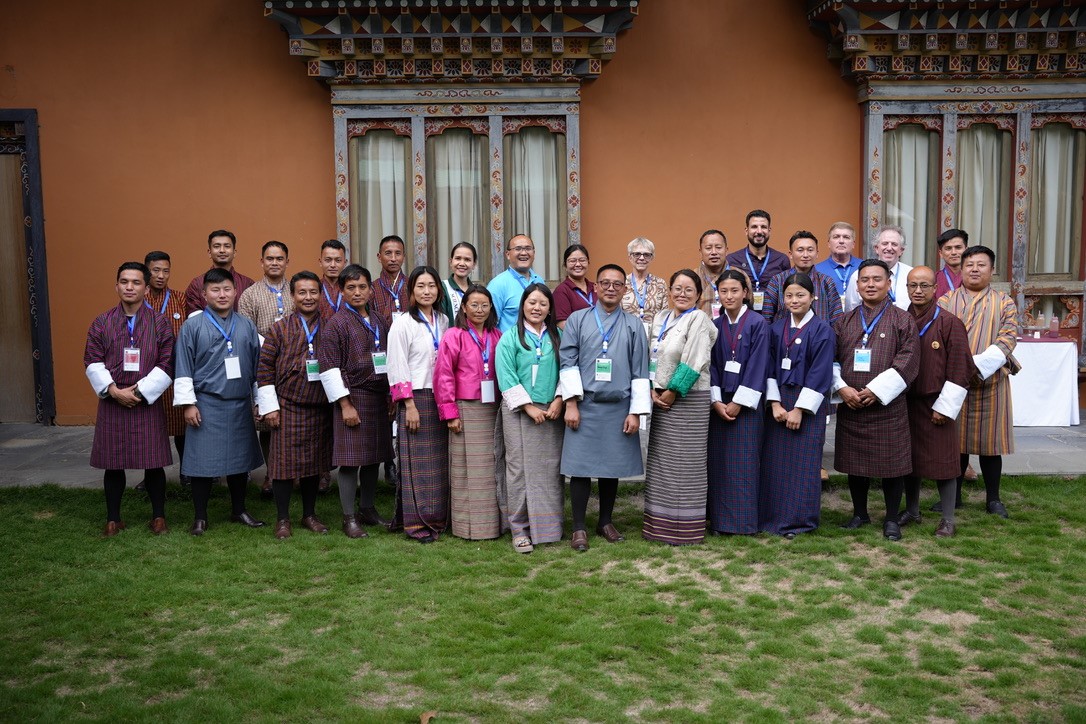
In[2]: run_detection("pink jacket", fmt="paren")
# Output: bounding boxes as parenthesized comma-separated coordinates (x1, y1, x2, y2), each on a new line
(433, 326, 503, 420)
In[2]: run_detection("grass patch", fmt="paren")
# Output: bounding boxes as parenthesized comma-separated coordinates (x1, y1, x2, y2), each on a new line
(0, 476, 1083, 721)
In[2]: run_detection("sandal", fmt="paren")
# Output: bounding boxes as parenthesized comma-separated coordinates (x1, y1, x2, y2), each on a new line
(513, 536, 534, 554)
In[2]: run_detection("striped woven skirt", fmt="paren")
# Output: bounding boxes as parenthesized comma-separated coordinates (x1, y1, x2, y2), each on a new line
(91, 397, 172, 470)
(393, 389, 449, 541)
(268, 398, 332, 480)
(331, 388, 394, 467)
(448, 400, 501, 540)
(707, 393, 763, 534)
(501, 405, 564, 545)
(959, 375, 1014, 455)
(759, 385, 826, 536)
(643, 389, 710, 545)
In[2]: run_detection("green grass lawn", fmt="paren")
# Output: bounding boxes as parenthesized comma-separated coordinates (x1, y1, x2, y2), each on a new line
(0, 477, 1084, 723)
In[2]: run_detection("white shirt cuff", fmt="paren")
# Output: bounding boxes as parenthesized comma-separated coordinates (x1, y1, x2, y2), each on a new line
(831, 362, 846, 393)
(630, 378, 651, 415)
(796, 387, 825, 414)
(502, 383, 533, 411)
(974, 344, 1007, 380)
(319, 368, 350, 403)
(256, 384, 280, 415)
(765, 378, 781, 403)
(866, 368, 907, 406)
(932, 380, 968, 420)
(136, 366, 172, 405)
(732, 385, 762, 410)
(710, 385, 722, 404)
(86, 362, 114, 397)
(560, 367, 584, 401)
(173, 376, 196, 406)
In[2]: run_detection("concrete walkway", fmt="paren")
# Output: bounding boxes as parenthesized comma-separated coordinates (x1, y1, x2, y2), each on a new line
(2, 419, 1086, 488)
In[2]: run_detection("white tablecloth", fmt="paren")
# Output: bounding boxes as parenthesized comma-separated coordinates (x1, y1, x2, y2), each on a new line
(1009, 340, 1080, 426)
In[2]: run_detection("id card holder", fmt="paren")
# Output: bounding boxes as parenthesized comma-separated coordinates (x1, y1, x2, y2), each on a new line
(725, 360, 742, 374)
(781, 358, 792, 371)
(480, 379, 496, 404)
(224, 355, 242, 380)
(752, 291, 765, 311)
(372, 351, 388, 374)
(123, 347, 141, 372)
(711, 302, 722, 320)
(531, 363, 539, 387)
(648, 358, 658, 382)
(853, 348, 872, 373)
(392, 311, 404, 322)
(594, 358, 612, 382)
(306, 358, 320, 382)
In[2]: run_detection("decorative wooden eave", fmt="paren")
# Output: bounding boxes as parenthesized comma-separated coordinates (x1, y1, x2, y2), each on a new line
(263, 0, 640, 85)
(807, 1, 1086, 85)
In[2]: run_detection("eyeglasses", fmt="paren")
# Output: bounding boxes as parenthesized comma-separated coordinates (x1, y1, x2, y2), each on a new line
(905, 283, 935, 290)
(670, 287, 696, 295)
(629, 252, 653, 259)
(508, 246, 534, 254)
(465, 302, 492, 311)
(596, 280, 625, 290)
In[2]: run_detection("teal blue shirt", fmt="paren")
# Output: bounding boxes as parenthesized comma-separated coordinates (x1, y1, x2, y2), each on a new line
(487, 268, 546, 332)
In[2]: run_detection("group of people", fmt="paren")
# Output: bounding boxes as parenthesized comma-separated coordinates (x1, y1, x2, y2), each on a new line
(85, 211, 1018, 549)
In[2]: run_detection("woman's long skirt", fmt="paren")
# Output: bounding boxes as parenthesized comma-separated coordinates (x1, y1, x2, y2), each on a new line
(707, 394, 763, 534)
(449, 400, 501, 540)
(394, 389, 449, 540)
(759, 385, 826, 535)
(643, 389, 710, 545)
(501, 405, 564, 545)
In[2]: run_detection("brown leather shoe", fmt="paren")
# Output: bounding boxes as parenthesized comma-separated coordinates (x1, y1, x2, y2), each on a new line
(356, 507, 389, 527)
(148, 517, 168, 535)
(260, 479, 273, 499)
(596, 523, 625, 543)
(317, 472, 331, 493)
(934, 518, 956, 538)
(103, 521, 123, 537)
(301, 515, 329, 534)
(190, 519, 208, 536)
(570, 529, 589, 551)
(342, 514, 368, 539)
(274, 519, 292, 539)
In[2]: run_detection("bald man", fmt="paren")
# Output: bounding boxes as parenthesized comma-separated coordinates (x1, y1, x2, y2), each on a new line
(902, 266, 976, 537)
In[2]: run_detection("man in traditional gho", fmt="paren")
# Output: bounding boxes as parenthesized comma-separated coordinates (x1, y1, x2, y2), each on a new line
(183, 229, 255, 316)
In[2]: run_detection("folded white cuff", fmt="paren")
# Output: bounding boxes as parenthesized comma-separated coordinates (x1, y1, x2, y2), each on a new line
(560, 367, 584, 400)
(256, 384, 280, 415)
(765, 378, 781, 403)
(796, 387, 825, 414)
(173, 376, 196, 405)
(831, 362, 846, 392)
(974, 344, 1007, 380)
(629, 378, 651, 415)
(710, 385, 722, 404)
(86, 363, 114, 398)
(502, 383, 533, 411)
(320, 368, 350, 403)
(258, 333, 266, 348)
(867, 368, 907, 406)
(187, 310, 203, 319)
(137, 366, 172, 405)
(932, 380, 968, 420)
(732, 384, 762, 410)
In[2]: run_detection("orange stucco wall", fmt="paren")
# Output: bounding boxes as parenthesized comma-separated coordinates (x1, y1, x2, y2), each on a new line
(2, 0, 860, 424)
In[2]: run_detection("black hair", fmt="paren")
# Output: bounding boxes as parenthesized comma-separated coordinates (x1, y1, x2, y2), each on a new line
(781, 271, 816, 296)
(144, 251, 170, 266)
(379, 234, 406, 251)
(338, 263, 372, 289)
(207, 229, 236, 247)
(699, 229, 727, 247)
(289, 270, 320, 294)
(596, 263, 626, 280)
(937, 228, 969, 248)
(505, 234, 533, 252)
(715, 268, 750, 292)
(669, 268, 702, 297)
(203, 267, 234, 287)
(857, 258, 891, 278)
(406, 265, 445, 319)
(746, 210, 771, 226)
(117, 261, 150, 284)
(449, 241, 477, 262)
(454, 284, 498, 332)
(321, 239, 347, 254)
(563, 244, 590, 263)
(788, 230, 818, 250)
(961, 245, 996, 265)
(262, 240, 289, 256)
(515, 283, 561, 372)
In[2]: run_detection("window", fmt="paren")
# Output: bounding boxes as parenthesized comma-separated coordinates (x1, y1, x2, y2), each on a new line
(956, 122, 1011, 271)
(884, 123, 939, 268)
(1029, 123, 1086, 278)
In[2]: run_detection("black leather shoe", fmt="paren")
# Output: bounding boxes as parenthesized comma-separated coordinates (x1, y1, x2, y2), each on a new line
(356, 507, 389, 527)
(840, 515, 871, 530)
(898, 510, 923, 527)
(190, 519, 208, 536)
(883, 520, 902, 541)
(986, 500, 1009, 518)
(230, 512, 266, 528)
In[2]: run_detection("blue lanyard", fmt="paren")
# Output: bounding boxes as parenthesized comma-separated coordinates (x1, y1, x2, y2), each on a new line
(745, 249, 770, 289)
(573, 285, 594, 306)
(126, 315, 136, 347)
(267, 282, 285, 316)
(467, 326, 492, 378)
(888, 267, 897, 303)
(655, 308, 694, 344)
(322, 283, 341, 313)
(380, 274, 404, 311)
(592, 306, 621, 356)
(630, 274, 650, 311)
(858, 301, 889, 348)
(508, 267, 531, 290)
(943, 267, 956, 291)
(144, 289, 170, 315)
(203, 310, 237, 354)
(918, 306, 940, 338)
(525, 326, 546, 364)
(418, 311, 441, 351)
(834, 263, 855, 293)
(347, 305, 381, 350)
(298, 314, 319, 357)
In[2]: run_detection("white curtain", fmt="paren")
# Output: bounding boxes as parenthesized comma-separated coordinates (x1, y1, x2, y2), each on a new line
(426, 129, 489, 280)
(957, 124, 1011, 275)
(503, 127, 567, 282)
(1029, 123, 1085, 276)
(884, 125, 939, 267)
(349, 130, 411, 267)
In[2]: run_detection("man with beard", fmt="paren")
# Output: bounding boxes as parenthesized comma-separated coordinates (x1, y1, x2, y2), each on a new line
(725, 210, 790, 314)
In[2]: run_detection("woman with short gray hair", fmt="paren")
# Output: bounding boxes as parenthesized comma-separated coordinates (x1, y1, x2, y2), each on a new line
(621, 237, 668, 332)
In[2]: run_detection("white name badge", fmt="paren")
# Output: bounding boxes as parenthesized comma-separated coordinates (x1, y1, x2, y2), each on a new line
(224, 355, 242, 380)
(781, 358, 792, 371)
(752, 291, 765, 311)
(595, 358, 612, 382)
(306, 358, 320, 382)
(392, 311, 404, 321)
(372, 351, 388, 374)
(725, 360, 742, 374)
(123, 347, 141, 372)
(480, 379, 496, 404)
(648, 358, 658, 382)
(853, 348, 872, 373)
(531, 363, 539, 387)
(711, 302, 722, 319)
